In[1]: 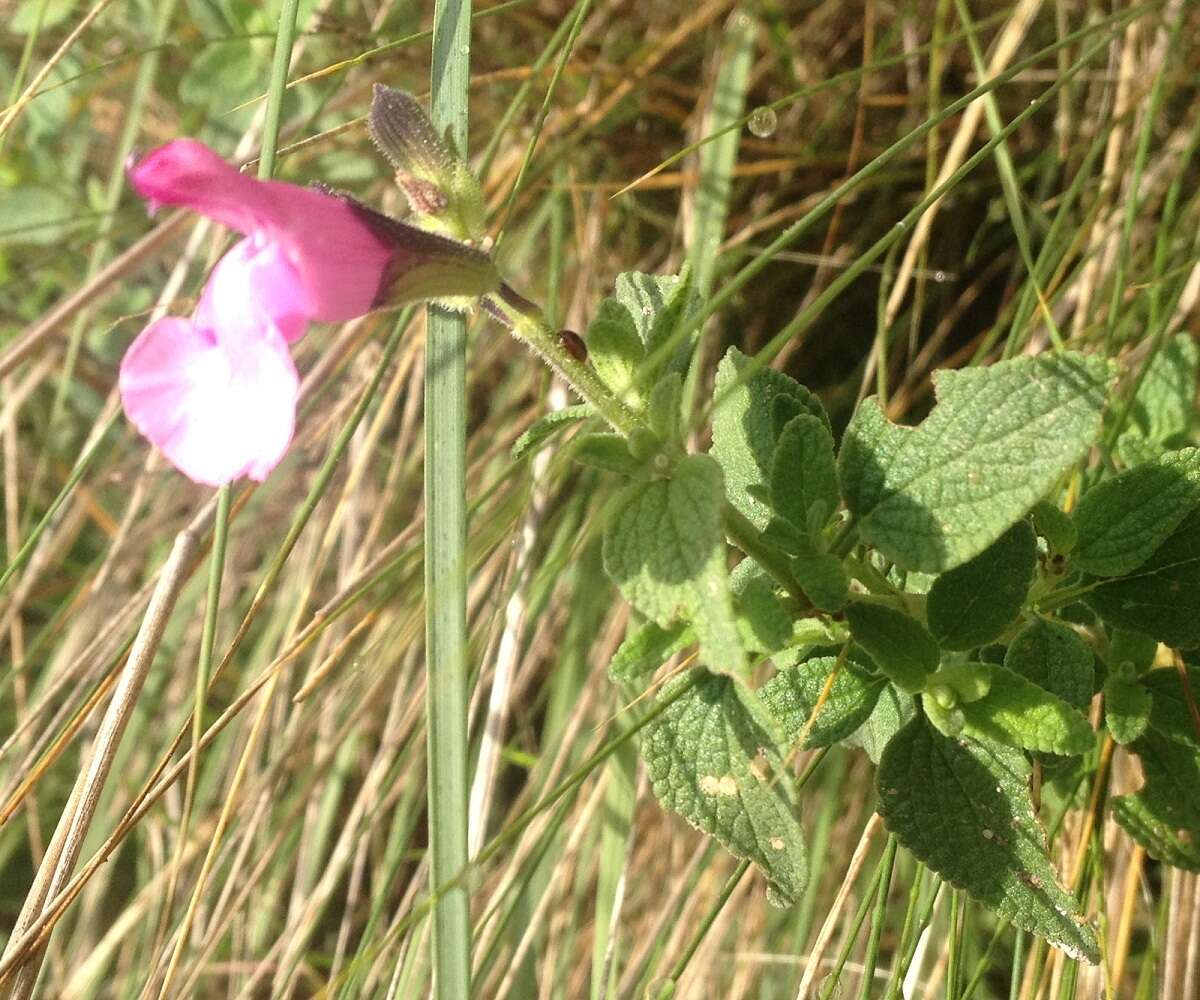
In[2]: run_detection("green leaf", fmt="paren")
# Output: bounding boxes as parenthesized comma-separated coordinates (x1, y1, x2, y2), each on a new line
(925, 662, 993, 703)
(957, 664, 1094, 756)
(571, 433, 640, 475)
(1104, 677, 1151, 745)
(1030, 500, 1078, 555)
(648, 372, 684, 446)
(877, 716, 1099, 962)
(730, 565, 793, 655)
(1112, 732, 1200, 871)
(587, 298, 644, 402)
(615, 270, 695, 357)
(770, 414, 839, 537)
(511, 404, 592, 461)
(711, 347, 829, 530)
(839, 353, 1110, 572)
(643, 673, 808, 904)
(1143, 666, 1200, 748)
(1004, 619, 1094, 711)
(789, 538, 849, 612)
(608, 620, 690, 685)
(603, 455, 745, 675)
(1072, 448, 1200, 577)
(1115, 334, 1199, 465)
(1086, 508, 1200, 648)
(845, 602, 939, 694)
(927, 522, 1037, 650)
(1106, 628, 1158, 678)
(846, 685, 915, 764)
(760, 656, 885, 749)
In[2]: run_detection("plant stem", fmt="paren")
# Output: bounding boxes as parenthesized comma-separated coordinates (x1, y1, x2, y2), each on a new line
(426, 0, 473, 995)
(488, 287, 641, 435)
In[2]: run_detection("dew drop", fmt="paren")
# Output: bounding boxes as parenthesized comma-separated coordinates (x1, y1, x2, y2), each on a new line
(933, 270, 947, 283)
(747, 106, 778, 138)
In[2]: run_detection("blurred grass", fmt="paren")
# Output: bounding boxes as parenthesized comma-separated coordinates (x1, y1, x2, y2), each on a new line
(2, 0, 1199, 997)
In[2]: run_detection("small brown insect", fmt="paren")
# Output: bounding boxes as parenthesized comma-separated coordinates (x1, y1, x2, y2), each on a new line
(558, 329, 587, 363)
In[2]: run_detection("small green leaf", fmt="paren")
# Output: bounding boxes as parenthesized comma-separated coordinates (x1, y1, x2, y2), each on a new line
(712, 348, 829, 530)
(1005, 619, 1095, 711)
(845, 685, 915, 764)
(648, 372, 685, 446)
(770, 414, 839, 536)
(1072, 448, 1200, 577)
(877, 716, 1099, 962)
(608, 620, 690, 685)
(511, 404, 592, 461)
(1112, 732, 1200, 871)
(1115, 334, 1199, 465)
(587, 298, 644, 402)
(925, 662, 993, 704)
(845, 602, 939, 694)
(957, 663, 1094, 756)
(1030, 500, 1078, 555)
(1104, 677, 1151, 745)
(603, 456, 745, 675)
(615, 270, 695, 357)
(572, 433, 640, 475)
(839, 353, 1110, 572)
(789, 539, 849, 612)
(1144, 666, 1200, 748)
(643, 673, 808, 904)
(1106, 629, 1158, 678)
(928, 522, 1037, 650)
(760, 656, 885, 749)
(1086, 508, 1200, 648)
(730, 565, 793, 655)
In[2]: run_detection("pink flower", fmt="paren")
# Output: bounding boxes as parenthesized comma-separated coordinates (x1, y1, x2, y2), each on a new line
(119, 139, 498, 487)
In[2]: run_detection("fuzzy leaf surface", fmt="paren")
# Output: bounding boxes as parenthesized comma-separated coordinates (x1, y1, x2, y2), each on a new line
(1072, 448, 1200, 577)
(877, 716, 1099, 962)
(1104, 678, 1151, 745)
(603, 455, 744, 675)
(711, 348, 829, 529)
(839, 353, 1110, 572)
(643, 673, 808, 903)
(615, 270, 695, 359)
(845, 601, 940, 694)
(1115, 334, 1199, 465)
(1143, 666, 1200, 748)
(760, 656, 885, 749)
(511, 404, 592, 461)
(1112, 732, 1200, 871)
(1087, 508, 1200, 648)
(608, 620, 690, 685)
(587, 298, 644, 402)
(1004, 619, 1094, 711)
(927, 522, 1037, 651)
(770, 413, 839, 536)
(959, 664, 1095, 756)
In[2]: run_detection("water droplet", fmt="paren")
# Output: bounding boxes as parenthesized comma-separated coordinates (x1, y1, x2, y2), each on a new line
(642, 304, 653, 317)
(747, 106, 778, 138)
(933, 270, 947, 283)
(460, 44, 470, 55)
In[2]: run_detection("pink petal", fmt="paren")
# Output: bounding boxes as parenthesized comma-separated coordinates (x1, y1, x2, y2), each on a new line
(119, 316, 299, 487)
(129, 140, 393, 323)
(128, 140, 283, 236)
(197, 238, 310, 345)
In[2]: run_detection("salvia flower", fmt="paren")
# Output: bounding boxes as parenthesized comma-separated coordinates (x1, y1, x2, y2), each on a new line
(119, 139, 498, 487)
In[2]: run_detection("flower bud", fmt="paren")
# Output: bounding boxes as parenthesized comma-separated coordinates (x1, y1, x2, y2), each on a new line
(369, 84, 485, 242)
